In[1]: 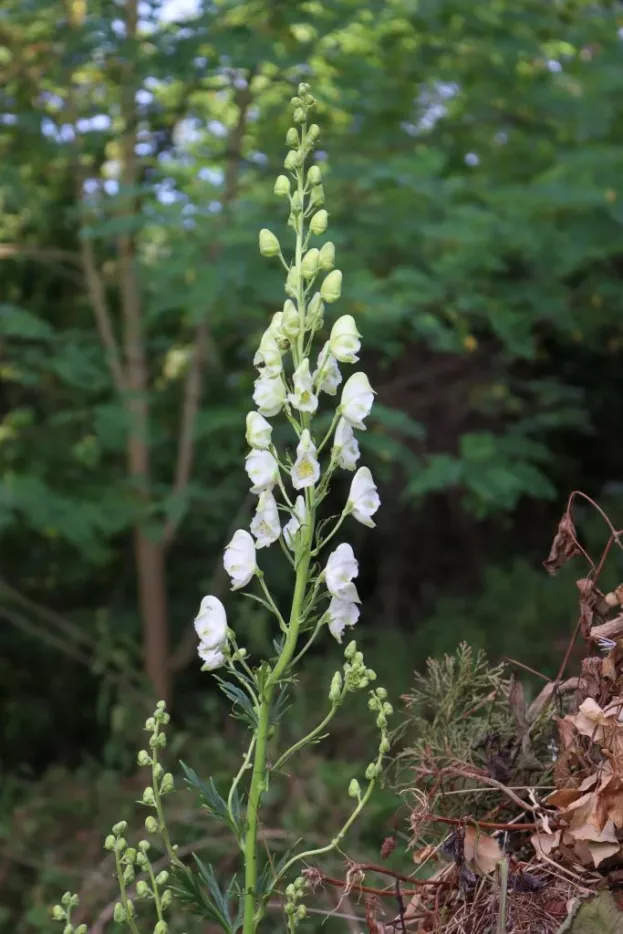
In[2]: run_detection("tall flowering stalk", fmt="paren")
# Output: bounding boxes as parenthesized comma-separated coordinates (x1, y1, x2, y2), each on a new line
(53, 84, 390, 934)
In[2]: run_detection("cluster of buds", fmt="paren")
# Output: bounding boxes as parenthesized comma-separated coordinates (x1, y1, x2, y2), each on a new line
(51, 892, 86, 934)
(284, 875, 308, 926)
(137, 702, 175, 835)
(193, 81, 381, 663)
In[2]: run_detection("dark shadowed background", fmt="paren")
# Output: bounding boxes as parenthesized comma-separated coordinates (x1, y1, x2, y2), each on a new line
(2, 0, 623, 930)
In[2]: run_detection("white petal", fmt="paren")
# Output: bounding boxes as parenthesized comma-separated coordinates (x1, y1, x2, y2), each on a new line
(245, 450, 279, 493)
(328, 598, 360, 642)
(246, 411, 273, 449)
(325, 543, 359, 598)
(250, 491, 281, 548)
(340, 372, 375, 429)
(198, 645, 226, 669)
(223, 529, 257, 589)
(253, 375, 286, 417)
(348, 467, 381, 527)
(194, 595, 228, 649)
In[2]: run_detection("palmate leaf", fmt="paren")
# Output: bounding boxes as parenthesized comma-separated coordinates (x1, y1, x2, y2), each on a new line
(215, 676, 258, 728)
(170, 860, 236, 933)
(269, 685, 290, 727)
(180, 761, 241, 831)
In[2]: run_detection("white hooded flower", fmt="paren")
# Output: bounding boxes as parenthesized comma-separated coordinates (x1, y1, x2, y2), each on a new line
(288, 358, 318, 413)
(333, 417, 360, 470)
(253, 374, 286, 417)
(198, 645, 227, 670)
(325, 543, 359, 599)
(339, 372, 375, 429)
(328, 597, 360, 642)
(245, 449, 279, 493)
(223, 529, 257, 589)
(253, 331, 282, 377)
(347, 467, 381, 527)
(291, 429, 320, 490)
(283, 495, 307, 550)
(330, 315, 361, 364)
(250, 491, 281, 548)
(313, 342, 342, 396)
(245, 411, 273, 450)
(194, 595, 228, 649)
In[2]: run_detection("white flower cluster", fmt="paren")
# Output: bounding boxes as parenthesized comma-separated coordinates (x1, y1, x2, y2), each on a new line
(194, 87, 381, 668)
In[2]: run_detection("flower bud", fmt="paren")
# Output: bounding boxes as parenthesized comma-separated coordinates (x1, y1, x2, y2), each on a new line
(246, 411, 273, 449)
(52, 906, 66, 921)
(380, 736, 390, 753)
(366, 669, 376, 680)
(112, 821, 128, 835)
(156, 870, 169, 885)
(142, 786, 156, 806)
(282, 300, 300, 339)
(307, 165, 322, 185)
(75, 926, 87, 934)
(310, 184, 325, 206)
(383, 702, 393, 715)
(295, 876, 305, 890)
(286, 127, 299, 148)
(136, 880, 150, 898)
(63, 925, 72, 934)
(285, 266, 300, 298)
(145, 816, 159, 833)
(310, 209, 328, 236)
(293, 106, 305, 124)
(296, 905, 307, 920)
(160, 772, 174, 794)
(298, 82, 311, 96)
(285, 883, 295, 898)
(348, 778, 361, 799)
(375, 686, 388, 700)
(330, 315, 360, 363)
(137, 749, 151, 766)
(123, 865, 135, 885)
(161, 890, 172, 909)
(321, 269, 342, 303)
(115, 837, 127, 853)
(113, 903, 126, 924)
(104, 835, 116, 851)
(125, 847, 137, 863)
(259, 228, 280, 257)
(319, 241, 335, 270)
(329, 671, 343, 703)
(308, 123, 320, 140)
(145, 717, 155, 731)
(376, 712, 387, 728)
(154, 921, 168, 934)
(274, 174, 290, 197)
(138, 839, 151, 852)
(284, 150, 299, 171)
(365, 762, 379, 780)
(301, 248, 320, 279)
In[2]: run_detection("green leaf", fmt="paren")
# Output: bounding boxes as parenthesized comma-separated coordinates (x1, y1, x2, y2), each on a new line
(0, 304, 55, 341)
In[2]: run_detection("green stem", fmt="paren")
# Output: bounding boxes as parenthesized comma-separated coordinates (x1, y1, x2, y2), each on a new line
(227, 734, 256, 843)
(311, 509, 348, 557)
(272, 697, 341, 773)
(114, 850, 141, 934)
(152, 747, 178, 865)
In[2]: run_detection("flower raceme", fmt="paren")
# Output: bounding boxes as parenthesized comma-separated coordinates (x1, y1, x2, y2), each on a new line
(194, 81, 382, 667)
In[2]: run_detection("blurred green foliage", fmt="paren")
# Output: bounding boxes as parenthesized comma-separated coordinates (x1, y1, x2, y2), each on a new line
(3, 0, 623, 929)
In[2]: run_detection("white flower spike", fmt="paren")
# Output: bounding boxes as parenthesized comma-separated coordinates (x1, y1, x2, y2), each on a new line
(245, 449, 279, 494)
(288, 358, 318, 413)
(253, 373, 286, 417)
(250, 491, 281, 548)
(194, 595, 228, 649)
(246, 411, 273, 450)
(328, 597, 360, 642)
(291, 429, 320, 490)
(313, 342, 342, 396)
(223, 529, 257, 589)
(325, 543, 359, 599)
(347, 466, 381, 528)
(333, 417, 360, 470)
(283, 495, 307, 550)
(339, 372, 375, 429)
(330, 315, 361, 364)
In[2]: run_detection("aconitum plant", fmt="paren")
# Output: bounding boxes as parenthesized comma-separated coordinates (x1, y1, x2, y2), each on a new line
(53, 84, 391, 934)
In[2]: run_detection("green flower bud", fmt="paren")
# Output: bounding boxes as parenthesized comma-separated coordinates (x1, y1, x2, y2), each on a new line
(308, 123, 320, 141)
(282, 300, 300, 339)
(319, 241, 335, 270)
(375, 686, 388, 700)
(294, 876, 305, 890)
(153, 762, 164, 781)
(284, 149, 299, 171)
(156, 870, 169, 886)
(354, 651, 364, 664)
(380, 736, 390, 753)
(286, 127, 299, 148)
(145, 816, 159, 833)
(156, 700, 166, 711)
(344, 640, 357, 659)
(293, 106, 305, 124)
(142, 786, 156, 807)
(113, 903, 126, 924)
(296, 905, 307, 920)
(145, 717, 155, 731)
(365, 762, 377, 781)
(63, 924, 73, 934)
(126, 900, 135, 919)
(348, 778, 361, 799)
(359, 677, 369, 689)
(298, 82, 311, 96)
(329, 671, 343, 703)
(366, 669, 377, 681)
(137, 750, 151, 766)
(160, 772, 174, 794)
(285, 903, 295, 915)
(75, 926, 87, 934)
(259, 228, 280, 257)
(301, 248, 320, 279)
(123, 865, 135, 885)
(104, 835, 116, 851)
(125, 847, 137, 864)
(376, 712, 387, 729)
(285, 884, 295, 898)
(310, 184, 325, 207)
(307, 165, 322, 185)
(307, 291, 323, 321)
(138, 839, 151, 852)
(383, 702, 393, 716)
(274, 174, 290, 197)
(310, 209, 328, 236)
(161, 889, 173, 909)
(321, 269, 342, 303)
(291, 190, 303, 215)
(52, 906, 66, 921)
(136, 880, 150, 898)
(115, 837, 127, 853)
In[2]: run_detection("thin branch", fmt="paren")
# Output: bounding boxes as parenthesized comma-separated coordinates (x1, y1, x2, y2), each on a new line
(80, 235, 126, 393)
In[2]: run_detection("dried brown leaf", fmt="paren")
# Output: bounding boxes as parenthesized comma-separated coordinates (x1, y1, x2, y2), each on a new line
(544, 512, 582, 575)
(463, 825, 503, 875)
